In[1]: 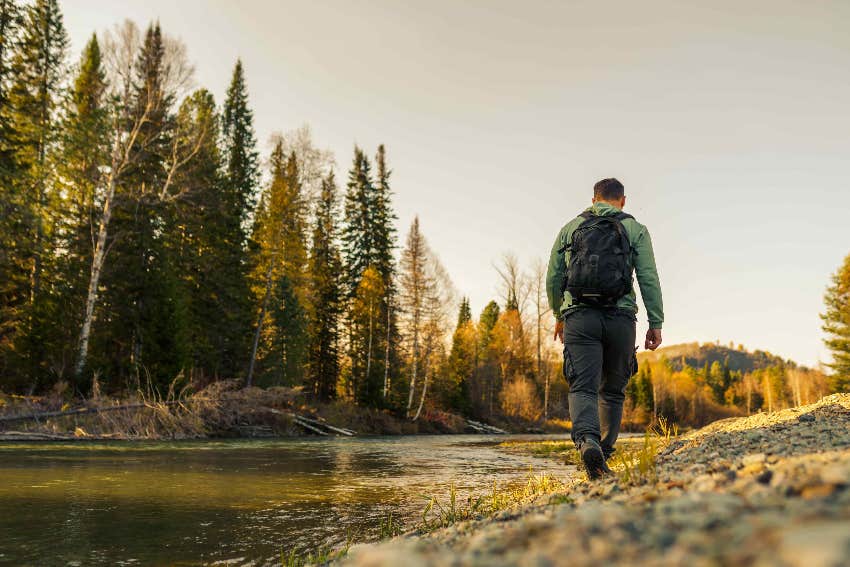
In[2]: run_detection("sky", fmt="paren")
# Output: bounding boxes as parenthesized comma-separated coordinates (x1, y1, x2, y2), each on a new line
(62, 0, 850, 367)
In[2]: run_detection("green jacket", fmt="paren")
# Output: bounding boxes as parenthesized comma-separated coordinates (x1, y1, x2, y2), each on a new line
(546, 202, 664, 329)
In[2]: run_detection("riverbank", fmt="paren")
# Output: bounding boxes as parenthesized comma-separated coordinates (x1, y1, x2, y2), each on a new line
(0, 383, 565, 440)
(340, 393, 850, 566)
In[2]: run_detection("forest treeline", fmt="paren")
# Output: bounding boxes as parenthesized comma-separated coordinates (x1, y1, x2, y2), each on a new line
(0, 0, 562, 423)
(1, 1, 848, 428)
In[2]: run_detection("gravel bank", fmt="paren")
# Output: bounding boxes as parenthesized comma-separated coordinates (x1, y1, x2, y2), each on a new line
(340, 394, 850, 567)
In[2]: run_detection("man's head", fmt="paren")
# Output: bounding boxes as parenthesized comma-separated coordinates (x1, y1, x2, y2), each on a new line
(592, 178, 626, 209)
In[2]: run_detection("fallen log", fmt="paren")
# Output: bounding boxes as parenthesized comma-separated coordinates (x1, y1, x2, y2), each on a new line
(260, 407, 356, 436)
(292, 416, 328, 436)
(466, 419, 508, 434)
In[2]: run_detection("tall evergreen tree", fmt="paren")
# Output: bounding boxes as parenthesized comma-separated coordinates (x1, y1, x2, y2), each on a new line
(221, 59, 259, 243)
(447, 297, 475, 414)
(168, 88, 251, 380)
(307, 171, 343, 400)
(0, 0, 23, 386)
(3, 0, 68, 390)
(340, 145, 402, 407)
(457, 297, 472, 328)
(372, 144, 396, 284)
(342, 146, 374, 293)
(822, 252, 850, 390)
(0, 0, 21, 177)
(8, 0, 68, 301)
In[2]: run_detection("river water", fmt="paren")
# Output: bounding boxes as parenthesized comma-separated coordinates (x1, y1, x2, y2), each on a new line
(0, 434, 576, 566)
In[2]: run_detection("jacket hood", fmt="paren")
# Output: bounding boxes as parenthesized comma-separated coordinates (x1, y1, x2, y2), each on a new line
(585, 202, 624, 216)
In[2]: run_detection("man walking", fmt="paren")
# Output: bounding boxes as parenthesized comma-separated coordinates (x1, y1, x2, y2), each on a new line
(546, 178, 664, 479)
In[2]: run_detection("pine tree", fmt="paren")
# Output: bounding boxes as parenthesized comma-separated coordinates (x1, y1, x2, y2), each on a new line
(0, 0, 21, 178)
(168, 88, 251, 380)
(447, 297, 475, 413)
(0, 0, 23, 389)
(372, 144, 397, 284)
(307, 172, 343, 400)
(477, 300, 501, 417)
(822, 252, 850, 390)
(342, 146, 375, 293)
(3, 0, 68, 390)
(457, 297, 472, 328)
(221, 59, 259, 244)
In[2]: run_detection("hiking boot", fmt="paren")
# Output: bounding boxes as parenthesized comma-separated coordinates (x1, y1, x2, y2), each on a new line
(580, 438, 612, 480)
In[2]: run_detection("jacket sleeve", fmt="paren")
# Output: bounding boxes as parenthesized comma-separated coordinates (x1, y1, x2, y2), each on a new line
(546, 227, 567, 319)
(633, 225, 664, 329)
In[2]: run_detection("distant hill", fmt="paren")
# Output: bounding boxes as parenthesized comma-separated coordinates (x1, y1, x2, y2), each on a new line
(637, 342, 801, 373)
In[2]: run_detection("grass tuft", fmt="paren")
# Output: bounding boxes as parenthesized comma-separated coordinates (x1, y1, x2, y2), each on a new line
(612, 417, 678, 486)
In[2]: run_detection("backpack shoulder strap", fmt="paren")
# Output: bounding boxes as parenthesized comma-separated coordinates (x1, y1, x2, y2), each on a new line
(613, 212, 634, 222)
(579, 211, 595, 220)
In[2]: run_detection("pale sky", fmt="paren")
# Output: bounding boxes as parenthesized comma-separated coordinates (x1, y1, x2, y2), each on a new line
(63, 0, 850, 367)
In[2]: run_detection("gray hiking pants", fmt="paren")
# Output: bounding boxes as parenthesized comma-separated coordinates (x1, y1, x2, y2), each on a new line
(562, 308, 636, 457)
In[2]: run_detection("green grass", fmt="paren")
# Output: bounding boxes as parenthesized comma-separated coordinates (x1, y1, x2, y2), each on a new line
(416, 470, 565, 533)
(611, 417, 678, 486)
(281, 530, 354, 567)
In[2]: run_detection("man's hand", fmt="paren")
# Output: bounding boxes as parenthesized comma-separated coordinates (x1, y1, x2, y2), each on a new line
(554, 320, 564, 344)
(645, 328, 662, 351)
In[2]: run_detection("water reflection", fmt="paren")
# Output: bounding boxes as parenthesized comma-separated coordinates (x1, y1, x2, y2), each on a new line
(0, 435, 574, 566)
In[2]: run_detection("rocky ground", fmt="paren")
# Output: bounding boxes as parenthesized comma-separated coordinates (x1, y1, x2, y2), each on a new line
(340, 394, 850, 567)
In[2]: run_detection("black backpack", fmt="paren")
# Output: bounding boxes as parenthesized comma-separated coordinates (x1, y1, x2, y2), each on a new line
(562, 211, 634, 306)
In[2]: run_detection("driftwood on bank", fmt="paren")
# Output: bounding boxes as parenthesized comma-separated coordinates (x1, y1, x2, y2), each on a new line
(466, 419, 508, 435)
(261, 407, 356, 437)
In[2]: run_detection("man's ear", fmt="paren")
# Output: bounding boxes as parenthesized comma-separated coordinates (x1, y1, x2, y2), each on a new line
(592, 196, 598, 204)
(620, 195, 627, 209)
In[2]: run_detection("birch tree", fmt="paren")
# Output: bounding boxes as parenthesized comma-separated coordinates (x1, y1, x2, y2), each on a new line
(74, 21, 201, 378)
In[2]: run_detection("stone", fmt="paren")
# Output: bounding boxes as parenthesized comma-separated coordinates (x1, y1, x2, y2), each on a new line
(742, 453, 767, 466)
(798, 413, 816, 423)
(800, 484, 838, 500)
(778, 522, 850, 567)
(819, 464, 849, 486)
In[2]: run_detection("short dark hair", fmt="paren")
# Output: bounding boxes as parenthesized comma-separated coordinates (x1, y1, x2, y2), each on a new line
(594, 178, 625, 201)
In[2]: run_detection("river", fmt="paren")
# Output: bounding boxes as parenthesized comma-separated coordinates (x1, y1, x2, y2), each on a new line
(0, 434, 576, 566)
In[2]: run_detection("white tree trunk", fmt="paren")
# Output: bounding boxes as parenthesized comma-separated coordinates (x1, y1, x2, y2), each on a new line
(383, 298, 391, 398)
(74, 174, 117, 377)
(406, 333, 418, 414)
(412, 359, 429, 421)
